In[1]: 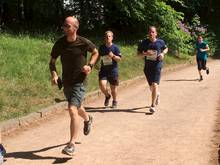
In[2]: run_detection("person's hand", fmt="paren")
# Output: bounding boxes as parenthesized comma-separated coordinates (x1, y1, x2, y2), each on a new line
(158, 53, 164, 60)
(108, 51, 114, 58)
(82, 65, 92, 75)
(142, 50, 149, 56)
(200, 48, 205, 52)
(142, 50, 155, 56)
(51, 75, 58, 85)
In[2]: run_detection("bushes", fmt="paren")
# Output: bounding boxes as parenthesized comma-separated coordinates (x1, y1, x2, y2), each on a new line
(144, 1, 192, 55)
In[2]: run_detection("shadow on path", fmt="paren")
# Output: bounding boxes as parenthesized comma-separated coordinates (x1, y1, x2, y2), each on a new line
(5, 143, 72, 164)
(164, 78, 199, 82)
(85, 106, 150, 114)
(54, 98, 66, 103)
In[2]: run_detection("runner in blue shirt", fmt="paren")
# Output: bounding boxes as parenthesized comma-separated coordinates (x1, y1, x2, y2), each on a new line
(195, 35, 210, 81)
(137, 26, 168, 113)
(99, 31, 122, 108)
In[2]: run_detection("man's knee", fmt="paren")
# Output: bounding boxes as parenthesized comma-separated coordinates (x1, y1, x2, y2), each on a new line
(68, 107, 78, 118)
(151, 83, 158, 89)
(77, 105, 85, 112)
(110, 85, 117, 92)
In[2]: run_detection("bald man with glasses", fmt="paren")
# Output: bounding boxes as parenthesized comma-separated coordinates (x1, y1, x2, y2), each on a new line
(49, 16, 99, 155)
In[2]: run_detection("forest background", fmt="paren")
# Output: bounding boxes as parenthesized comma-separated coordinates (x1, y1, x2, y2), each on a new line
(0, 0, 219, 121)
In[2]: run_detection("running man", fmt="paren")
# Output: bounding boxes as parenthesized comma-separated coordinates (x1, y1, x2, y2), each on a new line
(137, 26, 168, 113)
(195, 35, 210, 81)
(98, 31, 122, 108)
(49, 16, 99, 155)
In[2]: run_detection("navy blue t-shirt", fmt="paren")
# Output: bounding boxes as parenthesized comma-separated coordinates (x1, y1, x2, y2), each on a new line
(137, 38, 167, 68)
(99, 44, 121, 76)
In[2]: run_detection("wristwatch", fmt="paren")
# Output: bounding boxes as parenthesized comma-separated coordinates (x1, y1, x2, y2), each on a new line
(88, 63, 94, 69)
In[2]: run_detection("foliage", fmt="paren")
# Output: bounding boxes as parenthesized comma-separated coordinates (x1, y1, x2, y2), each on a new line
(145, 1, 192, 55)
(0, 0, 216, 55)
(64, 0, 104, 31)
(101, 0, 147, 30)
(186, 14, 218, 56)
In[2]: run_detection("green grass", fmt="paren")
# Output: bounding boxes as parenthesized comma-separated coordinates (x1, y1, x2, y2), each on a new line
(0, 33, 193, 121)
(0, 33, 63, 121)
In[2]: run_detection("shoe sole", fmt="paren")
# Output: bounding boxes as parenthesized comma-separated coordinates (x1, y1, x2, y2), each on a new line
(149, 108, 155, 113)
(149, 109, 155, 113)
(62, 149, 75, 156)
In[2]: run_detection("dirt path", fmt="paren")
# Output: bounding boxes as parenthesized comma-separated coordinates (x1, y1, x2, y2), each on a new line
(2, 60, 220, 165)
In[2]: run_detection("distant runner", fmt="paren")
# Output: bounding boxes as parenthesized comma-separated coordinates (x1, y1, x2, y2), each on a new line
(195, 35, 210, 81)
(98, 31, 122, 108)
(137, 26, 168, 113)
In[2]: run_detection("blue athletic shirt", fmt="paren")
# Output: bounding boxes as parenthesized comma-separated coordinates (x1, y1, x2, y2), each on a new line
(99, 44, 121, 76)
(196, 41, 208, 60)
(137, 38, 167, 68)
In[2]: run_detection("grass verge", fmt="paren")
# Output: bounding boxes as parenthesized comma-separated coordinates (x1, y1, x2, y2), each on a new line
(0, 33, 193, 121)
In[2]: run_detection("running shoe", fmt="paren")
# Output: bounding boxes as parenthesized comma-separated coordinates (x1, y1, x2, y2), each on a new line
(62, 143, 75, 156)
(112, 100, 117, 109)
(206, 68, 209, 75)
(0, 144, 6, 164)
(0, 144, 6, 157)
(104, 95, 111, 106)
(84, 115, 93, 135)
(199, 75, 203, 81)
(149, 106, 156, 113)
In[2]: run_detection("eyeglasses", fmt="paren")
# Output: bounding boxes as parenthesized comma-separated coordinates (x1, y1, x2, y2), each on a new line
(149, 30, 156, 33)
(62, 23, 79, 30)
(62, 23, 71, 29)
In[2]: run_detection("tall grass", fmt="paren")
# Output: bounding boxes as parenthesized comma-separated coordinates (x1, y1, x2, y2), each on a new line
(0, 33, 63, 121)
(0, 33, 193, 121)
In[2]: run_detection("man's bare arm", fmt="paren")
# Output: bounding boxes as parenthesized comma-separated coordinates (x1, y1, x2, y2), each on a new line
(82, 48, 99, 74)
(49, 57, 58, 85)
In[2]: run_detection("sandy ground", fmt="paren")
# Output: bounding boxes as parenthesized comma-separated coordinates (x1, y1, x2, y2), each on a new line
(2, 59, 220, 165)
